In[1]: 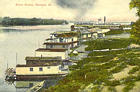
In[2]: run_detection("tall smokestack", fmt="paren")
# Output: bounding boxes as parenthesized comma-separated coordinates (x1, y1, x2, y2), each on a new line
(71, 25, 75, 31)
(104, 16, 106, 25)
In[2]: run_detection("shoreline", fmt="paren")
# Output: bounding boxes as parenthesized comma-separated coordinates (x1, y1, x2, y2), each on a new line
(0, 24, 70, 31)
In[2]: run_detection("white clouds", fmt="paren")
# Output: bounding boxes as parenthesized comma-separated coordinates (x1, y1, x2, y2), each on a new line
(86, 0, 138, 21)
(0, 0, 138, 21)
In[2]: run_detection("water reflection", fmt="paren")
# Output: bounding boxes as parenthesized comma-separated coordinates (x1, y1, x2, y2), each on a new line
(4, 78, 59, 92)
(15, 79, 59, 92)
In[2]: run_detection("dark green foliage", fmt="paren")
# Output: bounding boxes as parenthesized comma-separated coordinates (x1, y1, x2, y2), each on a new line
(110, 63, 127, 74)
(105, 30, 130, 35)
(1, 17, 68, 26)
(130, 19, 140, 43)
(88, 50, 125, 56)
(123, 82, 135, 92)
(129, 0, 140, 43)
(85, 38, 132, 51)
(105, 80, 121, 86)
(129, 67, 139, 74)
(108, 86, 117, 92)
(92, 86, 103, 92)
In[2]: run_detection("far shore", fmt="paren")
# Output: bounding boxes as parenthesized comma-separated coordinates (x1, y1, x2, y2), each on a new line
(0, 24, 70, 30)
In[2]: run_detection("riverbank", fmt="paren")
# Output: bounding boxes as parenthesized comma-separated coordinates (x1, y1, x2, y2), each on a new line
(41, 31, 140, 92)
(0, 24, 71, 31)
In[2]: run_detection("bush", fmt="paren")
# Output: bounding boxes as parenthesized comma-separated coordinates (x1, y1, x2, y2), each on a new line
(128, 67, 139, 74)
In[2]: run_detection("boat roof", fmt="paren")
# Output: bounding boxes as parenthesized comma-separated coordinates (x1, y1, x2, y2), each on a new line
(25, 56, 62, 61)
(36, 48, 68, 52)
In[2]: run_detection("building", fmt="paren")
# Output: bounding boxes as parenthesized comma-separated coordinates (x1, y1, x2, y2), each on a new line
(15, 56, 69, 80)
(25, 56, 62, 66)
(44, 36, 78, 49)
(35, 48, 69, 60)
(35, 31, 79, 60)
(15, 56, 70, 81)
(16, 63, 68, 80)
(16, 65, 68, 76)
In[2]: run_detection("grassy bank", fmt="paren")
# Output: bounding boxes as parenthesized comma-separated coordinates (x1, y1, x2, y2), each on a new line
(105, 30, 130, 35)
(40, 38, 140, 92)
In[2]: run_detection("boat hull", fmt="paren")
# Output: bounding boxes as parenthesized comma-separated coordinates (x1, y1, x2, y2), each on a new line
(16, 74, 66, 81)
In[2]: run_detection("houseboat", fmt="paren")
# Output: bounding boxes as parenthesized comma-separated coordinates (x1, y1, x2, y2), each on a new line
(16, 57, 69, 81)
(35, 31, 79, 60)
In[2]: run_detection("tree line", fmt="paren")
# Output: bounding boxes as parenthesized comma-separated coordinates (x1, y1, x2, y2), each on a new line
(130, 0, 140, 43)
(1, 17, 68, 26)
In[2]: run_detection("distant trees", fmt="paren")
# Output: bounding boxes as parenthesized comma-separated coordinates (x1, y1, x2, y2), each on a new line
(129, 0, 140, 42)
(1, 17, 68, 26)
(0, 17, 2, 24)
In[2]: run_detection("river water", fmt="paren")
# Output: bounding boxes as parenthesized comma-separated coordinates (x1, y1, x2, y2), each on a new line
(0, 25, 70, 92)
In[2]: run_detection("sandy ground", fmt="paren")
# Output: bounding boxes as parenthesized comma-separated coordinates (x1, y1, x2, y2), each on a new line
(113, 66, 135, 80)
(130, 81, 140, 92)
(115, 85, 125, 92)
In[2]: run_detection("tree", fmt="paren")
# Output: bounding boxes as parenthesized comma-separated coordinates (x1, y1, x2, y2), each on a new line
(129, 0, 140, 42)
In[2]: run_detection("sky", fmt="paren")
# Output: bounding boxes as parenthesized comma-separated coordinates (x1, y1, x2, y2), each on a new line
(0, 0, 138, 22)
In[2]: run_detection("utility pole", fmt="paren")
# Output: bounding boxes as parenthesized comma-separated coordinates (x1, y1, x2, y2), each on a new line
(16, 53, 17, 65)
(7, 60, 8, 69)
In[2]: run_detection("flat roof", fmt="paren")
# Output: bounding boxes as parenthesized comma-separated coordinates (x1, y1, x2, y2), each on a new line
(36, 48, 68, 52)
(25, 56, 62, 61)
(51, 32, 78, 38)
(16, 64, 61, 67)
(44, 41, 79, 45)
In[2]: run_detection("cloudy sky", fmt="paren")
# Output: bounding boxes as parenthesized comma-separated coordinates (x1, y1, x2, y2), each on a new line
(0, 0, 138, 22)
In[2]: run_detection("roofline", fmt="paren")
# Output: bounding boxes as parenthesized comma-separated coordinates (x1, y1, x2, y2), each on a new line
(16, 64, 61, 67)
(35, 48, 68, 52)
(25, 56, 62, 61)
(43, 41, 79, 45)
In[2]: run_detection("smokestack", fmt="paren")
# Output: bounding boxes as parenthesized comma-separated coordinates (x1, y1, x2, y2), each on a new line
(104, 16, 106, 25)
(71, 25, 75, 31)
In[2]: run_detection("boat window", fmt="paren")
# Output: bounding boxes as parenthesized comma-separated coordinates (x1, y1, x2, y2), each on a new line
(29, 83, 33, 87)
(63, 45, 65, 48)
(72, 38, 74, 42)
(30, 68, 33, 71)
(39, 67, 43, 71)
(47, 66, 50, 69)
(60, 38, 63, 42)
(50, 45, 53, 48)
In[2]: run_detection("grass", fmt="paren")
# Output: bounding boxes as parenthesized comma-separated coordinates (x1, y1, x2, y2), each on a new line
(128, 66, 139, 74)
(105, 30, 130, 35)
(68, 53, 78, 57)
(84, 38, 133, 51)
(42, 38, 140, 92)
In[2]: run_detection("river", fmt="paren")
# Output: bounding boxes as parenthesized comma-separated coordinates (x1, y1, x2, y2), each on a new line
(0, 25, 71, 92)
